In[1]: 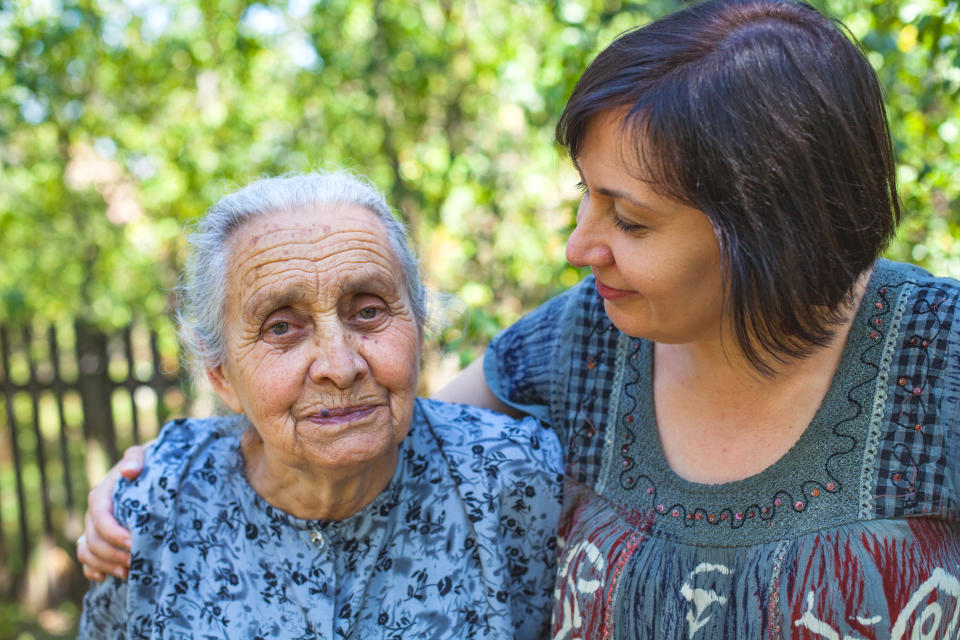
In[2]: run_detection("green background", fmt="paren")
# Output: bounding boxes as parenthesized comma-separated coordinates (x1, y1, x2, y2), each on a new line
(1, 0, 958, 636)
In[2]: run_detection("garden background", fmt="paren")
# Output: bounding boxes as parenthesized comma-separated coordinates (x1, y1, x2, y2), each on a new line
(1, 0, 958, 636)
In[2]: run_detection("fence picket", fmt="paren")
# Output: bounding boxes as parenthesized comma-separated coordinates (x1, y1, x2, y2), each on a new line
(50, 325, 76, 516)
(0, 326, 30, 561)
(25, 326, 54, 536)
(122, 326, 141, 444)
(0, 320, 185, 600)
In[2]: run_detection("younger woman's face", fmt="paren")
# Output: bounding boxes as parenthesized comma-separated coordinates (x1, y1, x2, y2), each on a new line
(565, 111, 726, 345)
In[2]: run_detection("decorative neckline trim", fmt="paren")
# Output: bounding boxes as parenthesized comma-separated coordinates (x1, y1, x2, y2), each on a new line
(598, 262, 905, 545)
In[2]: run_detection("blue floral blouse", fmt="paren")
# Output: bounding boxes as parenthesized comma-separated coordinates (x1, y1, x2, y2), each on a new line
(485, 259, 960, 639)
(78, 398, 563, 639)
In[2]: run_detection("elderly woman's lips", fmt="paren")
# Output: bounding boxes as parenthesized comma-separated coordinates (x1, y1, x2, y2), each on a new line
(306, 406, 378, 425)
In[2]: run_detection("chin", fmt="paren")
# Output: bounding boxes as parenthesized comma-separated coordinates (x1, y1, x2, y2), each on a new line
(603, 302, 649, 338)
(304, 434, 401, 470)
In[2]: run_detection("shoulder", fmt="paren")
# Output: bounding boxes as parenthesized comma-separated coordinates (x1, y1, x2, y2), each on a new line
(409, 398, 562, 587)
(114, 415, 245, 524)
(878, 259, 960, 304)
(413, 398, 564, 478)
(139, 414, 243, 477)
(498, 276, 604, 341)
(484, 277, 616, 419)
(874, 259, 960, 371)
(877, 260, 960, 381)
(867, 260, 960, 518)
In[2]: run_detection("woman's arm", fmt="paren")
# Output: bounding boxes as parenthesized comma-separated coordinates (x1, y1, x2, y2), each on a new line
(431, 353, 525, 417)
(76, 445, 146, 580)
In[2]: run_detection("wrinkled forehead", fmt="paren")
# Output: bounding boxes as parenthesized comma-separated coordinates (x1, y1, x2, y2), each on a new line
(223, 204, 404, 302)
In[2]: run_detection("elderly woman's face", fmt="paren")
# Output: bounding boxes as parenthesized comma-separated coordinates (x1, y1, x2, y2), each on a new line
(209, 204, 421, 473)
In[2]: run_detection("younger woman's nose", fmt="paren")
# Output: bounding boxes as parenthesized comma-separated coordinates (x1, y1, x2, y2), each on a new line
(566, 200, 614, 268)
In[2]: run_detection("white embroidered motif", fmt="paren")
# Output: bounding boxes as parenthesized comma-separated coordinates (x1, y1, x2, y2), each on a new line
(793, 568, 960, 640)
(681, 562, 731, 638)
(553, 537, 606, 640)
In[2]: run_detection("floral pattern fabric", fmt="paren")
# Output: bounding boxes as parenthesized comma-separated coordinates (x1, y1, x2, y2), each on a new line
(79, 398, 563, 639)
(485, 259, 960, 639)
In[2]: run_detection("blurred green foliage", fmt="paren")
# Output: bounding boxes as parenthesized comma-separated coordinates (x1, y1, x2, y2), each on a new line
(1, 0, 958, 384)
(0, 599, 77, 639)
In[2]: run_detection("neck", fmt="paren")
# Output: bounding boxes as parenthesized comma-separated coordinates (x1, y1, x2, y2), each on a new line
(650, 269, 873, 483)
(240, 427, 399, 521)
(658, 268, 872, 392)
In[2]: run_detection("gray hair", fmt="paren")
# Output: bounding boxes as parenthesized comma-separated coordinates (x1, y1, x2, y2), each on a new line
(177, 171, 426, 369)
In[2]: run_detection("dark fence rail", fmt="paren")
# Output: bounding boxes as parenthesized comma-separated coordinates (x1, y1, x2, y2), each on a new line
(0, 320, 189, 606)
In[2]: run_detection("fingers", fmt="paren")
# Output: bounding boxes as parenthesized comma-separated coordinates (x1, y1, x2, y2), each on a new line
(77, 522, 128, 580)
(83, 506, 130, 577)
(88, 469, 133, 550)
(77, 442, 148, 581)
(77, 534, 106, 581)
(82, 565, 106, 582)
(77, 468, 132, 579)
(118, 444, 146, 480)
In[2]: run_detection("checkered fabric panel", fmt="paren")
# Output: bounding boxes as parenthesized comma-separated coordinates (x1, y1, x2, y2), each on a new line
(873, 279, 958, 518)
(556, 281, 623, 486)
(487, 277, 624, 487)
(486, 293, 566, 417)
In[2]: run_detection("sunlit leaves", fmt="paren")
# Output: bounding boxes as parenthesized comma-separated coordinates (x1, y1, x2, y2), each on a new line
(0, 0, 957, 366)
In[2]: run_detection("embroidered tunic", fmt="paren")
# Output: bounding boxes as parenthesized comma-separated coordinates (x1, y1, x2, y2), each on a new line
(79, 398, 563, 639)
(485, 259, 960, 639)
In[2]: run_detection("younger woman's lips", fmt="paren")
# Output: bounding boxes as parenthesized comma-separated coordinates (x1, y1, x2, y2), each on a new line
(307, 405, 377, 425)
(594, 278, 635, 300)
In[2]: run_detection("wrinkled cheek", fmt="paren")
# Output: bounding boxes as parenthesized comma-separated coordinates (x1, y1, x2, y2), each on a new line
(368, 332, 421, 386)
(386, 364, 419, 443)
(242, 369, 301, 422)
(387, 361, 418, 413)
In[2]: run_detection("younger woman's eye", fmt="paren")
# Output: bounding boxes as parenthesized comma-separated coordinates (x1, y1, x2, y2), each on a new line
(575, 180, 588, 193)
(613, 216, 646, 234)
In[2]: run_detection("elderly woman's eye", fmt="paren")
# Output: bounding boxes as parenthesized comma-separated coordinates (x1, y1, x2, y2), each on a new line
(357, 307, 380, 320)
(268, 321, 290, 336)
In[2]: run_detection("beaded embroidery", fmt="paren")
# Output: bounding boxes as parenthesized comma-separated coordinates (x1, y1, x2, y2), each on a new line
(608, 275, 917, 530)
(872, 281, 954, 517)
(487, 262, 960, 535)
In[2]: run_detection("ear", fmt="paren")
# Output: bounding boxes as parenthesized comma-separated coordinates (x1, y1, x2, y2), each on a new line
(206, 364, 243, 414)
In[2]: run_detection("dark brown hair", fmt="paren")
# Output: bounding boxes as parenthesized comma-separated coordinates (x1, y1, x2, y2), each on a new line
(557, 0, 900, 372)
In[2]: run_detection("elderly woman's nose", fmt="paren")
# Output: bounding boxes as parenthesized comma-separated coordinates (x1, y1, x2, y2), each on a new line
(307, 330, 368, 388)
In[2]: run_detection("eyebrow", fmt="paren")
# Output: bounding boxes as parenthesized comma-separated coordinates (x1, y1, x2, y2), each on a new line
(244, 287, 311, 318)
(571, 158, 656, 212)
(572, 161, 660, 213)
(593, 186, 659, 212)
(242, 271, 402, 318)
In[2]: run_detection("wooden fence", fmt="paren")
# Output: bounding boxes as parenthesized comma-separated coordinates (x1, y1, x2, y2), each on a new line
(0, 320, 189, 605)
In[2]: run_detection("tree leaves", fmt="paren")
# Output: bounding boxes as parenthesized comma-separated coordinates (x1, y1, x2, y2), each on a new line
(1, 0, 956, 380)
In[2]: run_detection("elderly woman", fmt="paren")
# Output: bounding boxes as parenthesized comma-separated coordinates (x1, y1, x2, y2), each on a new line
(78, 172, 562, 639)
(83, 0, 960, 637)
